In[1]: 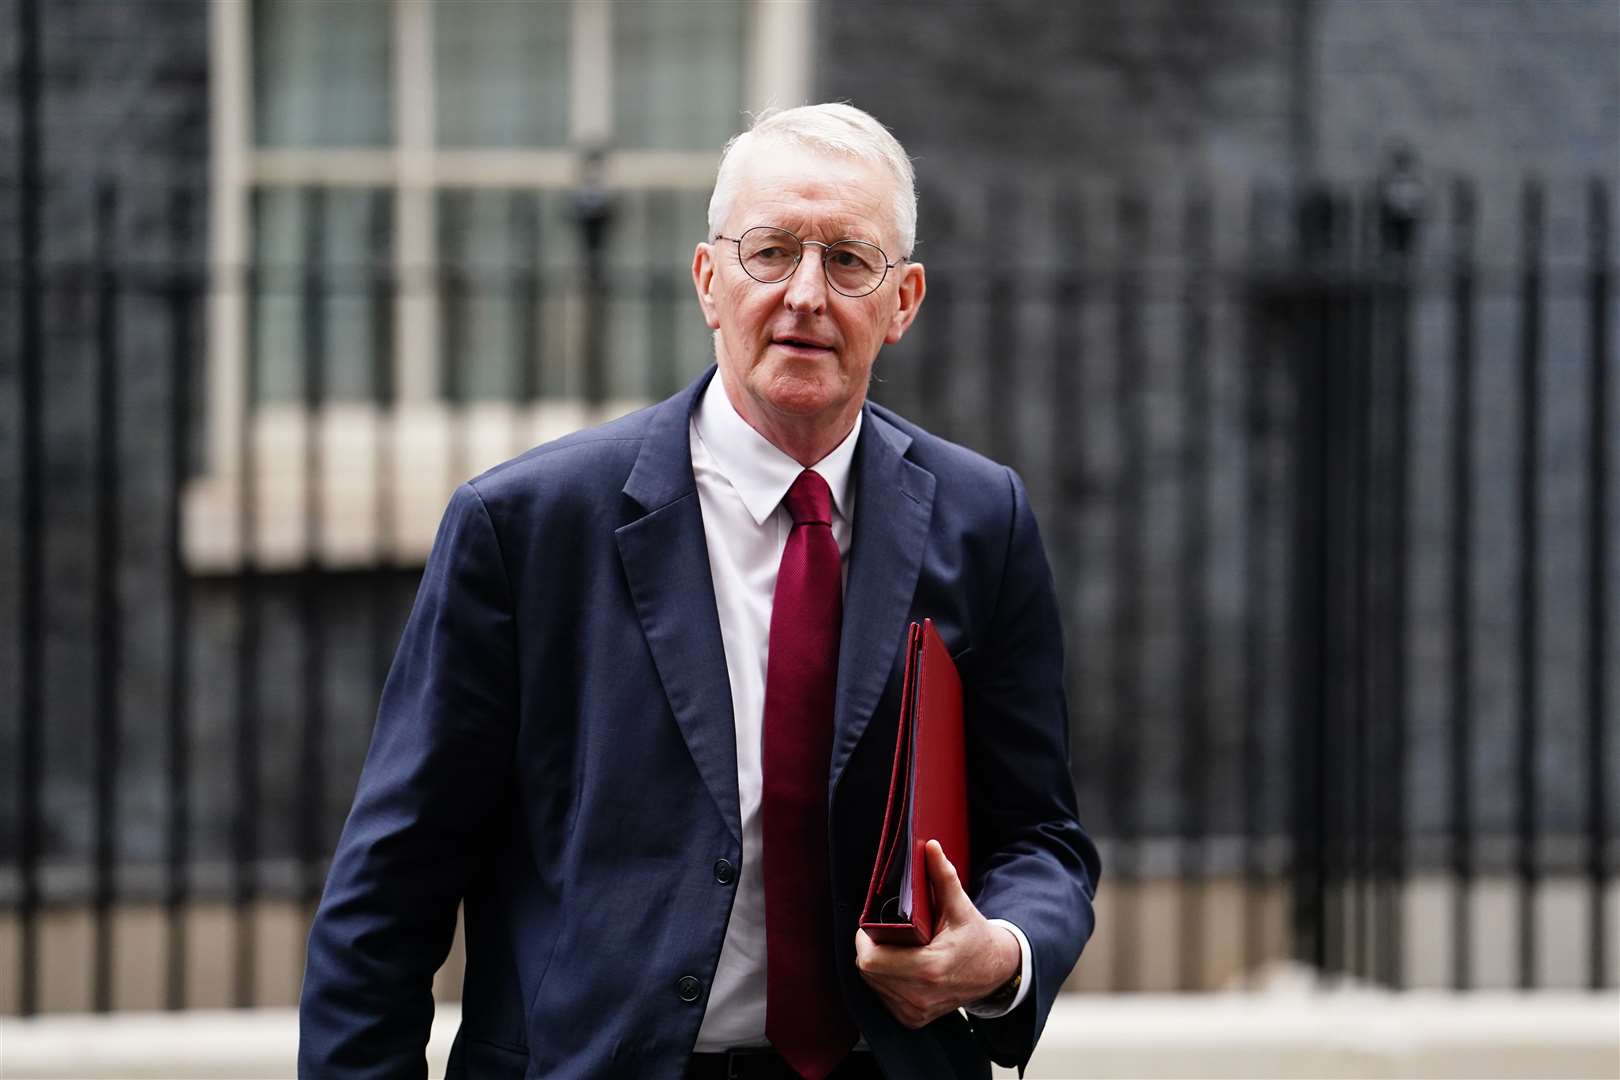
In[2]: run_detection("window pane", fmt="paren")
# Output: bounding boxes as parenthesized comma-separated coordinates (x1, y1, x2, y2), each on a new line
(613, 0, 746, 151)
(254, 0, 392, 148)
(252, 187, 393, 405)
(437, 188, 710, 404)
(438, 190, 565, 401)
(435, 3, 570, 148)
(603, 189, 717, 399)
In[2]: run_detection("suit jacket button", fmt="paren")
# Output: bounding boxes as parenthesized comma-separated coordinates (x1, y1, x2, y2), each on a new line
(714, 858, 736, 885)
(677, 975, 703, 1003)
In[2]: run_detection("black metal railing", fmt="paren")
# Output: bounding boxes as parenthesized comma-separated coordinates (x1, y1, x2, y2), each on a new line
(2, 173, 1614, 1013)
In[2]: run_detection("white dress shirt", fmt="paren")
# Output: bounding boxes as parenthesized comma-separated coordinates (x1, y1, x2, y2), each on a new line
(688, 373, 1031, 1051)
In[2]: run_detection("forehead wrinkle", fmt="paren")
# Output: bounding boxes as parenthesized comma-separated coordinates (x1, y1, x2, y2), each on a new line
(727, 165, 897, 249)
(737, 206, 891, 253)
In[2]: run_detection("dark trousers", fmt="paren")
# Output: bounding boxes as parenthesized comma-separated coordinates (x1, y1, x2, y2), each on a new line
(686, 1048, 885, 1080)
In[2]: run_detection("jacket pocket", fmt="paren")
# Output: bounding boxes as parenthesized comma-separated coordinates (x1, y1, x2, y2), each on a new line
(449, 1036, 529, 1079)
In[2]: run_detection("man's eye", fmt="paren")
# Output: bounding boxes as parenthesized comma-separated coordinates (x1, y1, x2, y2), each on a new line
(829, 250, 866, 269)
(751, 246, 792, 260)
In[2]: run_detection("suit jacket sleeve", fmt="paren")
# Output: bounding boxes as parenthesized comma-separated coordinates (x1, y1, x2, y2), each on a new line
(299, 482, 518, 1079)
(964, 467, 1100, 1071)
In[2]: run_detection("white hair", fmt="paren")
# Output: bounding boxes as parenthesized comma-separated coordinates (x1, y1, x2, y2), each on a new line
(707, 103, 918, 258)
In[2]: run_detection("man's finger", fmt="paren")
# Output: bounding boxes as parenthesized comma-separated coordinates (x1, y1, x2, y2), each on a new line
(924, 839, 975, 921)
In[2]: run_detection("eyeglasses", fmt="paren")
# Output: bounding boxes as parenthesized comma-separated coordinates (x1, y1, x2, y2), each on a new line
(713, 226, 903, 298)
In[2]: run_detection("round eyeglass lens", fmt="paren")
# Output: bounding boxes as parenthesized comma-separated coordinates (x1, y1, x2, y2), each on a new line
(822, 243, 884, 295)
(738, 228, 800, 282)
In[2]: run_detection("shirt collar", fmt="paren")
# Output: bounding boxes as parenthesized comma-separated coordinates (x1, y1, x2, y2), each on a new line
(693, 370, 861, 528)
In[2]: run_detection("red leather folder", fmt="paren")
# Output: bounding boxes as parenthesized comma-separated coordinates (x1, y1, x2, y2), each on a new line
(858, 619, 969, 946)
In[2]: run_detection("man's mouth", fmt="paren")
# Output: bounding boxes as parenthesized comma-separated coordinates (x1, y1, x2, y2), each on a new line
(772, 335, 834, 351)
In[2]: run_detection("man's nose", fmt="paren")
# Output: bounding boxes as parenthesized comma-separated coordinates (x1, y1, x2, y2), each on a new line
(783, 245, 828, 314)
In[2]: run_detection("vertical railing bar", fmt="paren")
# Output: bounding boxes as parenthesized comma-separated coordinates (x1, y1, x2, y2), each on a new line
(371, 190, 397, 410)
(1365, 191, 1389, 984)
(1110, 188, 1147, 992)
(234, 186, 265, 1010)
(646, 190, 679, 399)
(986, 185, 1016, 465)
(513, 190, 540, 409)
(1314, 189, 1348, 981)
(1448, 178, 1477, 991)
(1516, 179, 1543, 991)
(91, 180, 122, 1014)
(638, 190, 662, 398)
(298, 185, 328, 917)
(370, 188, 399, 702)
(1383, 197, 1414, 991)
(917, 185, 953, 438)
(1051, 186, 1085, 811)
(439, 190, 467, 483)
(164, 187, 195, 1011)
(1289, 185, 1333, 978)
(581, 181, 608, 412)
(1177, 183, 1213, 991)
(15, 0, 45, 1019)
(1240, 184, 1271, 984)
(1349, 192, 1374, 981)
(1586, 176, 1611, 992)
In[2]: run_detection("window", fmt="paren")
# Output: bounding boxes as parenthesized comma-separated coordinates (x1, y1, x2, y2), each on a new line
(193, 0, 813, 570)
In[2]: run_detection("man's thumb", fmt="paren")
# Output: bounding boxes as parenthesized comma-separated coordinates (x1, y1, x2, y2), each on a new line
(925, 839, 972, 920)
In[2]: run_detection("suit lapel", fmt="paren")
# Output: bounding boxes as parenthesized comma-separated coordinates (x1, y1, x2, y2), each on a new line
(616, 368, 742, 846)
(830, 407, 935, 793)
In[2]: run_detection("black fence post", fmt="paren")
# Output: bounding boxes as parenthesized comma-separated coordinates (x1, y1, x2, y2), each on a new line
(1383, 199, 1413, 991)
(91, 180, 123, 1014)
(439, 190, 468, 482)
(577, 151, 614, 410)
(1109, 188, 1147, 992)
(370, 188, 398, 700)
(645, 189, 679, 400)
(1516, 179, 1544, 991)
(1177, 184, 1213, 991)
(1050, 188, 1085, 780)
(512, 191, 540, 405)
(1241, 184, 1274, 984)
(986, 186, 1016, 466)
(1288, 185, 1339, 979)
(299, 186, 329, 915)
(164, 186, 195, 1011)
(917, 184, 954, 436)
(235, 188, 265, 1009)
(1448, 177, 1477, 991)
(14, 0, 45, 1019)
(1586, 177, 1611, 992)
(1323, 189, 1359, 982)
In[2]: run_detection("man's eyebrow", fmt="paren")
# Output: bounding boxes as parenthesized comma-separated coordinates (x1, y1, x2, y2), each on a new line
(751, 219, 886, 244)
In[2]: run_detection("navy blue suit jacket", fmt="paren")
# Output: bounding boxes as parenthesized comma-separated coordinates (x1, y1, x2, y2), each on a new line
(299, 367, 1099, 1079)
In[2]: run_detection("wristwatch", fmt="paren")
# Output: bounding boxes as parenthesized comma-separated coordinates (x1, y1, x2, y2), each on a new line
(974, 967, 1022, 1013)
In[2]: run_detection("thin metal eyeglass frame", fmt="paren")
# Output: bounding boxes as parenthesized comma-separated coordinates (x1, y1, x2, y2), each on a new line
(712, 226, 905, 298)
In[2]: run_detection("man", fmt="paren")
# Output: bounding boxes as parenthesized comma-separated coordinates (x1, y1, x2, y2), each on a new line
(300, 103, 1098, 1080)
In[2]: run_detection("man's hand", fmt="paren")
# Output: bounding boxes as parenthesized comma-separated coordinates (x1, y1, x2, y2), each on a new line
(854, 839, 1021, 1029)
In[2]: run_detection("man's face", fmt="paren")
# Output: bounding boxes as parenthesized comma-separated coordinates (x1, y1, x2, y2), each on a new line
(692, 142, 925, 456)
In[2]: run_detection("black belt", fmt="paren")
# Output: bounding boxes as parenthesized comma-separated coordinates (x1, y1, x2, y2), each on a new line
(687, 1048, 883, 1080)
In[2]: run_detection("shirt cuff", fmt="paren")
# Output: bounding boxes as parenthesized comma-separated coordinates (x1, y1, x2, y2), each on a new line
(963, 918, 1032, 1018)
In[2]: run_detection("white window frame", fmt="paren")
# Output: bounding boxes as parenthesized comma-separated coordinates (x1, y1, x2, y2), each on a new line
(191, 0, 813, 571)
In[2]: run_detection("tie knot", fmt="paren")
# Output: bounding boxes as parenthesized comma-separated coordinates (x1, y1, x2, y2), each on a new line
(784, 470, 833, 526)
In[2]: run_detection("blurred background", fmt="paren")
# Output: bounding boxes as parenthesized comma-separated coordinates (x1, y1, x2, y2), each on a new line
(1, 0, 1617, 1073)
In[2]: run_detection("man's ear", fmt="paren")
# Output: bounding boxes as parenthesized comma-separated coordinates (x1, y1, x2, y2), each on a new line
(884, 260, 926, 345)
(692, 242, 721, 330)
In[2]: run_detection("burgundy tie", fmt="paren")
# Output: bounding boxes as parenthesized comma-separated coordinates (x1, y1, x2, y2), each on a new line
(762, 470, 857, 1079)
